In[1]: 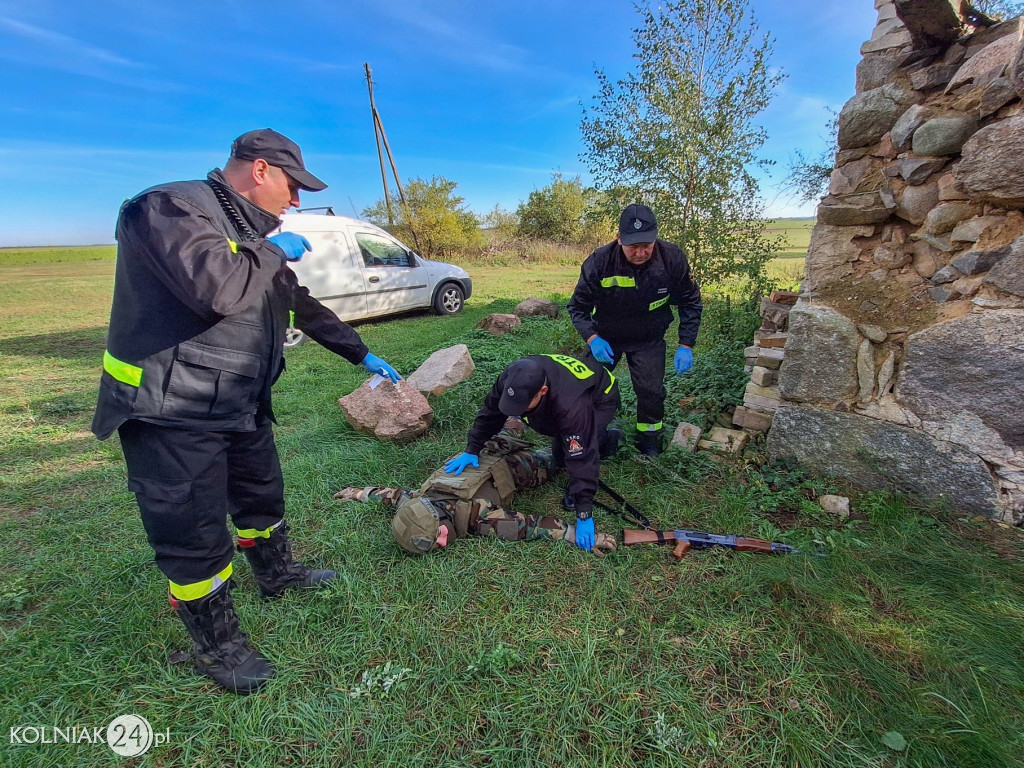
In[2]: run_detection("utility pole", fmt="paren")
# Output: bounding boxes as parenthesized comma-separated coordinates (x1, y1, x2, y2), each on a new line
(364, 63, 420, 251)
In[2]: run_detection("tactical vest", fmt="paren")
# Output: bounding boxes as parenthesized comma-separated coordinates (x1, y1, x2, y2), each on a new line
(417, 434, 536, 537)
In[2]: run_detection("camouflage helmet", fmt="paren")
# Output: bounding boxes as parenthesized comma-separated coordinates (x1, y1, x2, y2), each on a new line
(392, 496, 442, 555)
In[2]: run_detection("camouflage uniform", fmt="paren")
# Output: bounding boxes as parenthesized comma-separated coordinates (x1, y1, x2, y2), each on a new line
(336, 442, 616, 555)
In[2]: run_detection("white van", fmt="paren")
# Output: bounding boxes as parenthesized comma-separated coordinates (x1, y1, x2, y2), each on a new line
(275, 210, 472, 347)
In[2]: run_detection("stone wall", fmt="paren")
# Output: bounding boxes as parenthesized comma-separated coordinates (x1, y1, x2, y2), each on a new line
(766, 0, 1024, 524)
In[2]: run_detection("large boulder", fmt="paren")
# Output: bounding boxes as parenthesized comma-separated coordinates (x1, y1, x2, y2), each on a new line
(513, 298, 560, 318)
(338, 379, 433, 443)
(778, 305, 859, 404)
(837, 84, 914, 150)
(983, 235, 1024, 296)
(767, 405, 1000, 517)
(406, 344, 475, 397)
(955, 116, 1024, 206)
(895, 310, 1024, 452)
(911, 115, 979, 157)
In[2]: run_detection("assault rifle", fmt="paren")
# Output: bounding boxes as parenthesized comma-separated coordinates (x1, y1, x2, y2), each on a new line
(623, 528, 802, 559)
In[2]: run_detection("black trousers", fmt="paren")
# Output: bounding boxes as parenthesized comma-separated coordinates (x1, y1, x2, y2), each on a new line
(609, 338, 667, 432)
(118, 415, 285, 586)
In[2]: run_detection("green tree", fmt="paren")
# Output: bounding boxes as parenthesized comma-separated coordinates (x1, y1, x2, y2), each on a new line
(362, 176, 482, 259)
(580, 0, 785, 294)
(515, 173, 613, 246)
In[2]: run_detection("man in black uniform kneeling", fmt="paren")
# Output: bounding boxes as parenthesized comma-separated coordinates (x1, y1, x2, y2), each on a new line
(443, 355, 620, 551)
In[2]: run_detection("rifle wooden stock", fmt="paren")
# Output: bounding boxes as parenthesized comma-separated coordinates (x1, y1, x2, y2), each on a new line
(622, 529, 692, 559)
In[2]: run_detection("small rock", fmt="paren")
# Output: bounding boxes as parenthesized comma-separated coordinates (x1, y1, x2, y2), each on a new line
(750, 366, 776, 387)
(858, 324, 887, 342)
(951, 247, 1010, 275)
(476, 313, 521, 335)
(912, 115, 980, 157)
(923, 202, 980, 235)
(406, 344, 475, 397)
(820, 495, 851, 517)
(930, 265, 961, 284)
(513, 298, 559, 318)
(890, 105, 932, 150)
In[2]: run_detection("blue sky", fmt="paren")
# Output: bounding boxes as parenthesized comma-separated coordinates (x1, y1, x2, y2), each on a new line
(0, 0, 876, 246)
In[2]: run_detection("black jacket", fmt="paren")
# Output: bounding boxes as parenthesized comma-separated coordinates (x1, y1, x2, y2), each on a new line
(464, 355, 619, 518)
(92, 169, 369, 439)
(567, 239, 702, 347)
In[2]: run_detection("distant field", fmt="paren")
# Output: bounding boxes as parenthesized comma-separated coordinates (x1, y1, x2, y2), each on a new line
(0, 245, 115, 265)
(765, 217, 814, 259)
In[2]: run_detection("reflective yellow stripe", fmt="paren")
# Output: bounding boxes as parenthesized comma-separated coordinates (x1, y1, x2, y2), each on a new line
(288, 310, 296, 327)
(236, 522, 279, 540)
(637, 422, 663, 432)
(227, 238, 239, 253)
(649, 296, 669, 311)
(600, 276, 636, 288)
(168, 563, 233, 601)
(604, 372, 616, 394)
(544, 354, 593, 380)
(103, 350, 143, 387)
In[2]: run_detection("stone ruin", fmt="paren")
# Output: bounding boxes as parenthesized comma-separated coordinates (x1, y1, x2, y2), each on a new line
(762, 0, 1024, 524)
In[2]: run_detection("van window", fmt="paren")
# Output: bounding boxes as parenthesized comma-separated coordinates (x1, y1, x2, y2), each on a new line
(356, 233, 414, 268)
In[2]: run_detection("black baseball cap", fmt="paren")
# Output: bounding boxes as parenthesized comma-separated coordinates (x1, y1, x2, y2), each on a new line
(618, 203, 658, 245)
(230, 129, 328, 192)
(498, 359, 547, 417)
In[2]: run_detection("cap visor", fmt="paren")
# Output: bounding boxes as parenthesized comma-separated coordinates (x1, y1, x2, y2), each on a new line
(619, 231, 657, 246)
(285, 167, 328, 192)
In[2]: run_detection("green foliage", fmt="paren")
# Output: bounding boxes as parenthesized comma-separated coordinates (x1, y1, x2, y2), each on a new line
(363, 176, 483, 259)
(581, 0, 785, 296)
(515, 173, 613, 246)
(785, 111, 838, 205)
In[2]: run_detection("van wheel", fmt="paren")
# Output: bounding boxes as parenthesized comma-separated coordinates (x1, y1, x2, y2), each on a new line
(284, 327, 308, 349)
(434, 283, 464, 315)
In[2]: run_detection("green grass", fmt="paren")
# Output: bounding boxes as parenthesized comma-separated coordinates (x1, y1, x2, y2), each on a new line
(1, 247, 1022, 767)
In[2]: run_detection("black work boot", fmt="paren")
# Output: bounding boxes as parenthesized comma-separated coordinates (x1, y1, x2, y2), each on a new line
(171, 581, 274, 695)
(599, 420, 623, 460)
(237, 521, 335, 599)
(635, 430, 662, 457)
(561, 491, 576, 513)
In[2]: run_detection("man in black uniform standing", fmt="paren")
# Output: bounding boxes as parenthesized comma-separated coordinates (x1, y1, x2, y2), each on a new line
(443, 354, 619, 551)
(92, 129, 401, 694)
(567, 204, 702, 456)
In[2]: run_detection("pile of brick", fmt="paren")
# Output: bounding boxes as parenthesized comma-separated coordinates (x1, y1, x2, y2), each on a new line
(733, 290, 799, 434)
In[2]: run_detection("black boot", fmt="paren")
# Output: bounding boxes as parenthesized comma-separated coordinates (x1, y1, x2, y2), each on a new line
(635, 430, 662, 457)
(172, 581, 274, 695)
(599, 420, 623, 460)
(238, 521, 335, 599)
(561, 491, 576, 513)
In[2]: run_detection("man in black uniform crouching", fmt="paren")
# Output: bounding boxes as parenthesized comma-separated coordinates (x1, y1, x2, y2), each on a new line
(92, 129, 401, 694)
(443, 355, 620, 551)
(567, 204, 702, 456)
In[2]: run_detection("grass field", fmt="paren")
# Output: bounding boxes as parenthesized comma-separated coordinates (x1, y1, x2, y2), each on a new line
(1, 244, 1022, 767)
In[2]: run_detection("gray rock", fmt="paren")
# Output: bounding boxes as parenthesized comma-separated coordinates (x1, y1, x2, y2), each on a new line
(956, 116, 1024, 205)
(910, 64, 959, 91)
(927, 285, 958, 302)
(979, 77, 1019, 118)
(671, 422, 702, 452)
(877, 350, 897, 396)
(923, 202, 979, 235)
(859, 324, 888, 342)
(838, 83, 914, 150)
(946, 32, 1018, 92)
(817, 203, 892, 226)
(828, 157, 878, 195)
(861, 30, 913, 55)
(767, 405, 1000, 517)
(911, 232, 956, 252)
(930, 265, 961, 284)
(760, 298, 792, 330)
(476, 313, 521, 335)
(911, 115, 980, 156)
(890, 105, 932, 150)
(857, 52, 905, 93)
(338, 379, 434, 443)
(950, 216, 1001, 243)
(895, 157, 947, 185)
(911, 240, 940, 277)
(756, 348, 786, 371)
(513, 297, 559, 318)
(804, 224, 874, 292)
(896, 180, 940, 225)
(983, 235, 1024, 296)
(778, 305, 859, 403)
(893, 0, 965, 49)
(1010, 33, 1024, 99)
(820, 495, 851, 517)
(406, 344, 476, 397)
(951, 247, 1010, 275)
(857, 338, 876, 401)
(897, 310, 1024, 452)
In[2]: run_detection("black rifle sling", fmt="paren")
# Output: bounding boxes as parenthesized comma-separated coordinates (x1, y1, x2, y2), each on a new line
(596, 481, 653, 530)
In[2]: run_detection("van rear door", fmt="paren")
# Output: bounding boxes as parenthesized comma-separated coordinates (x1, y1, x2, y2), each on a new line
(288, 230, 368, 321)
(354, 231, 430, 315)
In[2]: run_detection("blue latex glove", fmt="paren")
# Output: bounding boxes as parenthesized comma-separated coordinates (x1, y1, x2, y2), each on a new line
(444, 452, 479, 476)
(362, 352, 401, 383)
(674, 346, 694, 375)
(575, 516, 595, 551)
(268, 232, 312, 262)
(588, 335, 614, 365)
